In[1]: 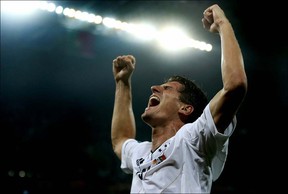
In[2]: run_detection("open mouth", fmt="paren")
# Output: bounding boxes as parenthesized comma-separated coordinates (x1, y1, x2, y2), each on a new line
(148, 95, 160, 107)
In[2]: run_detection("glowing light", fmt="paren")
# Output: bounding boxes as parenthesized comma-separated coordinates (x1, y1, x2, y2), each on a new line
(93, 15, 103, 24)
(55, 6, 63, 14)
(1, 1, 213, 52)
(157, 27, 190, 51)
(128, 23, 158, 41)
(1, 1, 42, 15)
(19, 170, 26, 178)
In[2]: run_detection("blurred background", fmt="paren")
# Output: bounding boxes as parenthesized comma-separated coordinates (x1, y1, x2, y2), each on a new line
(1, 1, 287, 193)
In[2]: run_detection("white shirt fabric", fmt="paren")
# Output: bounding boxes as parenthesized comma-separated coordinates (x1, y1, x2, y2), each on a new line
(121, 104, 236, 193)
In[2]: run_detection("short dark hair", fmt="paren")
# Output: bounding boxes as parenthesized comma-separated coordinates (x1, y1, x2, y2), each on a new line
(165, 75, 208, 123)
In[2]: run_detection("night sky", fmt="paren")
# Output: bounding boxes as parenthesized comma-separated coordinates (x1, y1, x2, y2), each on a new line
(1, 1, 287, 193)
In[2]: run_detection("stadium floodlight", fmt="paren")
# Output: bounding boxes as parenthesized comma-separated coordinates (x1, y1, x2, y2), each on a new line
(1, 1, 212, 52)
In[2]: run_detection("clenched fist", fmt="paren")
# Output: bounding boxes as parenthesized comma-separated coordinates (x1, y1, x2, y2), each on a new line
(112, 55, 136, 83)
(202, 4, 228, 34)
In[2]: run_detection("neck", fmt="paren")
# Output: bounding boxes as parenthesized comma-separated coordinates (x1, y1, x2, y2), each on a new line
(150, 122, 184, 151)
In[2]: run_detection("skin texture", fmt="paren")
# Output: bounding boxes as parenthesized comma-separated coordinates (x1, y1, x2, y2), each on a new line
(111, 4, 247, 162)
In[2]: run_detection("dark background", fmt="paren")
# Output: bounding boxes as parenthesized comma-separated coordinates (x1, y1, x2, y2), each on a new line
(1, 1, 287, 193)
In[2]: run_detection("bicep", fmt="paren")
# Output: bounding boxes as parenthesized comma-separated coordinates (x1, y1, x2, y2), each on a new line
(113, 138, 130, 160)
(210, 88, 244, 133)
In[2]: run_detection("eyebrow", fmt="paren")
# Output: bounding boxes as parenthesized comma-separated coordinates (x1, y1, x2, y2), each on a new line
(161, 84, 179, 91)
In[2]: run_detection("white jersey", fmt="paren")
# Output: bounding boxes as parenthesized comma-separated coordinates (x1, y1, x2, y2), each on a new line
(121, 104, 236, 193)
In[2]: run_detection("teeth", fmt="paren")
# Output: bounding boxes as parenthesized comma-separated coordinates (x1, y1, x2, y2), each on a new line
(150, 96, 160, 101)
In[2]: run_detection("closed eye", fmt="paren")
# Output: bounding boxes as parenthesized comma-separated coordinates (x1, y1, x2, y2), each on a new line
(163, 85, 173, 90)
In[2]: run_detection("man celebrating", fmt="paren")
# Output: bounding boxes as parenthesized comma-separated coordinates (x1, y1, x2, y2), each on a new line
(111, 4, 247, 193)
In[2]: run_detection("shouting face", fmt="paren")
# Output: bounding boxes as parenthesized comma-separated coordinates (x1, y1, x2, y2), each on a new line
(141, 81, 187, 127)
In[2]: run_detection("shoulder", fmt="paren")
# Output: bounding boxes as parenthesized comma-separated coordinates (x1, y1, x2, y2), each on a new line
(122, 139, 151, 156)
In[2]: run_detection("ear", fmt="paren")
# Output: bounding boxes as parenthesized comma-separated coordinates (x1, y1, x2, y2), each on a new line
(179, 105, 194, 116)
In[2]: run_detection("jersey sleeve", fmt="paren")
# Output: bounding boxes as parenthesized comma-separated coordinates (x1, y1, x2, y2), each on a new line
(120, 139, 139, 174)
(203, 103, 237, 181)
(178, 103, 237, 181)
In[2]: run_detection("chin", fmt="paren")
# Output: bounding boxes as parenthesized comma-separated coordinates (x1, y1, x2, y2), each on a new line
(141, 113, 150, 123)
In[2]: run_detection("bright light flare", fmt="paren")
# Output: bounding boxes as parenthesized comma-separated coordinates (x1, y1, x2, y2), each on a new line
(55, 6, 63, 14)
(1, 1, 42, 15)
(1, 1, 213, 52)
(127, 23, 157, 41)
(157, 27, 190, 51)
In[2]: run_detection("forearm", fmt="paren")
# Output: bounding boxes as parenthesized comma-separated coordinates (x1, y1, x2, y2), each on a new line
(111, 81, 136, 158)
(219, 20, 247, 92)
(202, 4, 247, 95)
(209, 18, 248, 132)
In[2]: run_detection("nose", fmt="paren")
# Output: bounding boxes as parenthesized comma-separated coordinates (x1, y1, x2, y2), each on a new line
(151, 85, 161, 93)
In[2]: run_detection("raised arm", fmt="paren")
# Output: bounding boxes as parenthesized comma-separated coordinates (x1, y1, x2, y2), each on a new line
(111, 55, 136, 159)
(202, 4, 248, 133)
